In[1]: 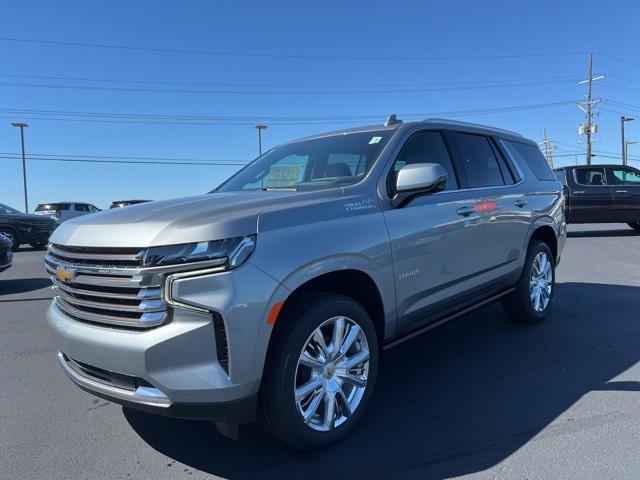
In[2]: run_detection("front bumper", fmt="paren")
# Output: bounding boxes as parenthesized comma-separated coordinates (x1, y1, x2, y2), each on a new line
(47, 261, 287, 423)
(57, 352, 257, 423)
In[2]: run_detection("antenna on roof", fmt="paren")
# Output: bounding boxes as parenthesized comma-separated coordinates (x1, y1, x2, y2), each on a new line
(385, 114, 402, 126)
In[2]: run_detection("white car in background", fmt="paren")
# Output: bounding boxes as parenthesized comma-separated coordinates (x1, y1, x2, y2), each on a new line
(34, 202, 101, 223)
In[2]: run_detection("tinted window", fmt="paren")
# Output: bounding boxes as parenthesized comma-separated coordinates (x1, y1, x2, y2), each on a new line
(75, 204, 90, 212)
(217, 130, 392, 192)
(390, 131, 458, 192)
(501, 140, 555, 181)
(454, 133, 505, 188)
(608, 167, 640, 185)
(88, 205, 100, 213)
(0, 203, 20, 214)
(553, 169, 568, 185)
(36, 203, 70, 211)
(575, 168, 606, 186)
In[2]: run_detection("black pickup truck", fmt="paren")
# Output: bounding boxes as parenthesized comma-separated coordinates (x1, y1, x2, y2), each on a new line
(554, 164, 640, 229)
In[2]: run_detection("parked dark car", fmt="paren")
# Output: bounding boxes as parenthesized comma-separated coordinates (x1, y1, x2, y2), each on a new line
(109, 199, 150, 209)
(0, 203, 58, 250)
(554, 164, 640, 229)
(0, 233, 12, 272)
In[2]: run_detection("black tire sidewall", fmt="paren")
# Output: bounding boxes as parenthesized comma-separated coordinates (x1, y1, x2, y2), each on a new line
(264, 293, 378, 450)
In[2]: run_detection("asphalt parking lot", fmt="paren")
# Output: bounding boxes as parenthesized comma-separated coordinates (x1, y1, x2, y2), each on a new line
(1, 223, 640, 480)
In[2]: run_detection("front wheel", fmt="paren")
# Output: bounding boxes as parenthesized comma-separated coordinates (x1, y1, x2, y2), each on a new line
(628, 222, 640, 231)
(0, 228, 19, 251)
(260, 292, 378, 450)
(503, 241, 556, 323)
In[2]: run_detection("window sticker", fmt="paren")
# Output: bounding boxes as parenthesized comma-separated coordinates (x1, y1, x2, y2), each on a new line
(369, 136, 382, 145)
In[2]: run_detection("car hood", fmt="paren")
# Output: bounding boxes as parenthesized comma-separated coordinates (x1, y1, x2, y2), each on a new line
(50, 190, 341, 248)
(1, 212, 56, 224)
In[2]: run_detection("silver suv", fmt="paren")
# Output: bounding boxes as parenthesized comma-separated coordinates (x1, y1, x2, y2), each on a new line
(46, 118, 565, 449)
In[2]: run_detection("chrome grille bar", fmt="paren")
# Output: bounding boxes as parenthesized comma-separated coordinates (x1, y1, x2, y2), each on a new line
(47, 244, 226, 329)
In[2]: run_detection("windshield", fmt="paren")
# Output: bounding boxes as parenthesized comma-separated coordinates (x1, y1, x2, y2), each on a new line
(0, 203, 20, 214)
(216, 130, 393, 192)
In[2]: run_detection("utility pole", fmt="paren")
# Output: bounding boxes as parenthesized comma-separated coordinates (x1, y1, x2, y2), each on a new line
(577, 53, 604, 165)
(621, 116, 635, 165)
(255, 124, 268, 155)
(11, 122, 29, 213)
(540, 128, 556, 168)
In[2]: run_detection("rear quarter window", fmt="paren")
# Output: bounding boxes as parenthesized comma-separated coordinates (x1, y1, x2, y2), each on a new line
(500, 140, 556, 181)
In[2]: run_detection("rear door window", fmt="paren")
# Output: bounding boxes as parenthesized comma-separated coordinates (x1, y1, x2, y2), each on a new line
(452, 133, 505, 188)
(75, 204, 90, 212)
(608, 167, 640, 185)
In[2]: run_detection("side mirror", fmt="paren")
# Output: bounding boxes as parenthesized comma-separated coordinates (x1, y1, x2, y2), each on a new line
(392, 163, 448, 208)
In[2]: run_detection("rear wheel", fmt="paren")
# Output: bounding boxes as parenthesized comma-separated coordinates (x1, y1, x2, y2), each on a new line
(0, 228, 19, 251)
(503, 241, 555, 323)
(627, 222, 640, 231)
(260, 292, 378, 450)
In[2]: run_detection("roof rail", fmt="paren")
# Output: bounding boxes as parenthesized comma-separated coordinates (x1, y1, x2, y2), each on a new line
(424, 118, 523, 137)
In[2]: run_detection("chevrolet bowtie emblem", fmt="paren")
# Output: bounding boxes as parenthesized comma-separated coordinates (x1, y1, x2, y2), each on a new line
(56, 266, 76, 283)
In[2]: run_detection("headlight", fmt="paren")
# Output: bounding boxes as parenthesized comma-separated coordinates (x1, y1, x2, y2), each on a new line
(140, 235, 256, 269)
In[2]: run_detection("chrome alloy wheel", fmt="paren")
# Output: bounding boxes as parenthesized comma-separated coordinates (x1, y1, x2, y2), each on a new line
(529, 251, 553, 312)
(294, 316, 370, 432)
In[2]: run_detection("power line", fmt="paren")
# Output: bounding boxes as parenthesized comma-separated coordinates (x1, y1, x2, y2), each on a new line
(594, 52, 640, 68)
(0, 72, 585, 89)
(0, 36, 588, 61)
(0, 155, 248, 166)
(0, 100, 582, 126)
(0, 77, 582, 95)
(0, 151, 246, 163)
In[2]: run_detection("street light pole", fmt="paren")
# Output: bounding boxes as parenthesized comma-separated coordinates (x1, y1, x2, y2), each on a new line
(625, 141, 637, 166)
(621, 116, 635, 166)
(11, 123, 29, 213)
(255, 124, 268, 156)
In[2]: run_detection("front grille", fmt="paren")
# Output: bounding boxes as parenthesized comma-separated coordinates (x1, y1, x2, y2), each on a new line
(46, 244, 167, 328)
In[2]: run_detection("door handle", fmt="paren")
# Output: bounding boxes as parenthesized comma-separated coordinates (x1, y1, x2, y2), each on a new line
(573, 190, 585, 194)
(616, 189, 628, 193)
(514, 199, 528, 208)
(457, 206, 474, 217)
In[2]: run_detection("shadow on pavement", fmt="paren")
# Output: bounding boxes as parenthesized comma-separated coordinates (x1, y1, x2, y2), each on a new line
(568, 227, 640, 238)
(0, 278, 52, 295)
(124, 282, 640, 479)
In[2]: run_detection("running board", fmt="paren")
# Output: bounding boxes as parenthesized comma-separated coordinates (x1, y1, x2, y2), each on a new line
(383, 288, 515, 351)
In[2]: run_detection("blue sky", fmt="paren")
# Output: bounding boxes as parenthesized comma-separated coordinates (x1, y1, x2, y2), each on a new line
(1, 0, 639, 211)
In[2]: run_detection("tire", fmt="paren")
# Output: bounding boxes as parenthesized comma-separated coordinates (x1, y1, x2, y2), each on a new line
(502, 240, 556, 324)
(260, 292, 379, 450)
(627, 222, 640, 231)
(0, 228, 20, 251)
(29, 243, 46, 250)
